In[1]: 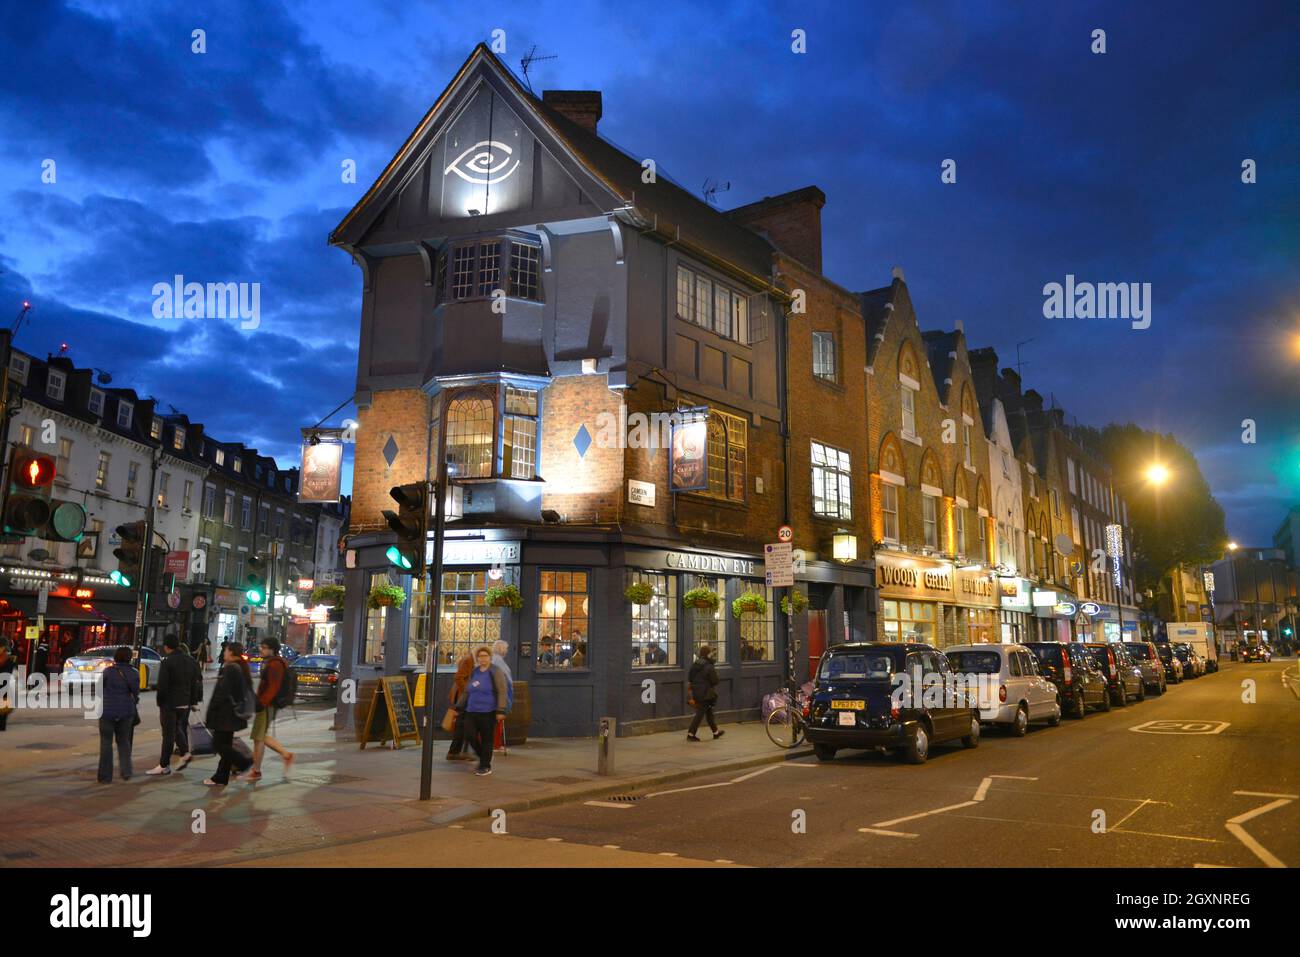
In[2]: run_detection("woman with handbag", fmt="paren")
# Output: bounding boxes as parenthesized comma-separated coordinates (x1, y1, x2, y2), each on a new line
(203, 641, 256, 787)
(445, 653, 474, 760)
(97, 646, 140, 782)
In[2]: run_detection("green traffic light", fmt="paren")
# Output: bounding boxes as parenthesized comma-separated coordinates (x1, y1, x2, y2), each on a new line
(245, 588, 264, 604)
(385, 545, 412, 570)
(109, 570, 132, 588)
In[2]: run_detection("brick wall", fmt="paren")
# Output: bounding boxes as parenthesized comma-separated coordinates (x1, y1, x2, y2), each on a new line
(540, 374, 624, 523)
(349, 389, 431, 533)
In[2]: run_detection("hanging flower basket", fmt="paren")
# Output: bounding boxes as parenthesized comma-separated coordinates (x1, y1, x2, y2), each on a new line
(367, 583, 406, 609)
(310, 584, 345, 608)
(624, 582, 654, 606)
(732, 591, 767, 619)
(683, 587, 721, 611)
(485, 583, 524, 612)
(780, 590, 809, 616)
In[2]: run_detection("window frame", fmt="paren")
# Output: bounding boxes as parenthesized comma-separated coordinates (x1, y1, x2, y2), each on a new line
(47, 369, 66, 402)
(703, 410, 747, 503)
(87, 388, 104, 416)
(674, 262, 753, 346)
(116, 401, 133, 429)
(881, 482, 900, 543)
(536, 569, 591, 672)
(438, 234, 544, 305)
(812, 331, 837, 383)
(901, 384, 916, 436)
(810, 440, 852, 520)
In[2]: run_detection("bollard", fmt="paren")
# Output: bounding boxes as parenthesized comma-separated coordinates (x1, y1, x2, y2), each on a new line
(597, 716, 616, 775)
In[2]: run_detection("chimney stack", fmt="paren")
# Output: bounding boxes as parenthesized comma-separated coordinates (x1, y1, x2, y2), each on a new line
(542, 90, 602, 133)
(726, 186, 825, 272)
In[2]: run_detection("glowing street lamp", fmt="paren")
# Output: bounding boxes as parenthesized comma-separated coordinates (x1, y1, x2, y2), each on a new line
(1144, 463, 1171, 486)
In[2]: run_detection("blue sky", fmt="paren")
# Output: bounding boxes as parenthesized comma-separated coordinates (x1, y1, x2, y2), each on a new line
(1, 0, 1296, 544)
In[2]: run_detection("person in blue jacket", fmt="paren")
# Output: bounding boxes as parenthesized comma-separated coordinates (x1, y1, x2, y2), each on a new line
(98, 646, 140, 783)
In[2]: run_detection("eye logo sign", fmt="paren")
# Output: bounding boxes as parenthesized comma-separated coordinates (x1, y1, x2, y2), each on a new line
(444, 140, 519, 185)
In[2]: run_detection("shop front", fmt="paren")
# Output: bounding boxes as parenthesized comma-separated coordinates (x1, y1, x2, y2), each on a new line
(1082, 603, 1140, 642)
(209, 588, 246, 648)
(0, 569, 135, 671)
(873, 552, 1000, 648)
(1030, 587, 1084, 642)
(339, 528, 790, 737)
(997, 576, 1035, 643)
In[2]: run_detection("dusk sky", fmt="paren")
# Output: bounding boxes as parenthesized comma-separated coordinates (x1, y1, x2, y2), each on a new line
(2, 0, 1295, 544)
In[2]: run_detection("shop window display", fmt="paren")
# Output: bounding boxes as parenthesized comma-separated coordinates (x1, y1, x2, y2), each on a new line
(880, 599, 937, 644)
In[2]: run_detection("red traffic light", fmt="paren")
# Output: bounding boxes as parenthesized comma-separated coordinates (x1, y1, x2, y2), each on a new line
(14, 453, 55, 488)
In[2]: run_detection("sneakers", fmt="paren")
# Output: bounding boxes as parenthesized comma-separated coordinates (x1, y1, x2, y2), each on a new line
(713, 729, 726, 739)
(243, 770, 263, 781)
(474, 766, 493, 776)
(202, 778, 225, 787)
(145, 765, 172, 776)
(686, 734, 701, 742)
(176, 754, 193, 771)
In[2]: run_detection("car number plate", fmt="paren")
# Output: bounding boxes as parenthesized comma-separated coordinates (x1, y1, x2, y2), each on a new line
(837, 711, 857, 726)
(301, 675, 319, 683)
(831, 700, 865, 710)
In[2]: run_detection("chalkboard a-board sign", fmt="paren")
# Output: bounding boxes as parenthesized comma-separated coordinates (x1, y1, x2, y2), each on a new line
(359, 675, 421, 749)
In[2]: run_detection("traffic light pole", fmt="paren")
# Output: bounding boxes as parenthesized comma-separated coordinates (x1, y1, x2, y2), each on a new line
(418, 477, 448, 802)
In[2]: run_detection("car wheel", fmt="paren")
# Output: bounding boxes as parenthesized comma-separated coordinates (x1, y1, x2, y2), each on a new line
(813, 743, 837, 762)
(1136, 681, 1146, 702)
(1116, 684, 1128, 708)
(1047, 698, 1062, 727)
(1012, 705, 1029, 737)
(904, 725, 929, 764)
(1073, 691, 1087, 719)
(1098, 688, 1111, 712)
(961, 716, 980, 749)
(1159, 678, 1166, 694)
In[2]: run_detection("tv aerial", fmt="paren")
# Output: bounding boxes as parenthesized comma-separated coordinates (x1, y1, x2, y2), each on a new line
(520, 45, 557, 93)
(702, 178, 731, 205)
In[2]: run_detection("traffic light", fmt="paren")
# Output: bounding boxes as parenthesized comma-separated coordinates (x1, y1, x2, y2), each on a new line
(111, 521, 146, 588)
(245, 555, 267, 605)
(2, 445, 86, 541)
(383, 482, 427, 575)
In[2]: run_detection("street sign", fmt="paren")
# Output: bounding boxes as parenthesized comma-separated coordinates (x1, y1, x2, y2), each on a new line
(24, 625, 38, 642)
(134, 607, 143, 628)
(764, 542, 794, 587)
(777, 525, 793, 543)
(37, 583, 49, 615)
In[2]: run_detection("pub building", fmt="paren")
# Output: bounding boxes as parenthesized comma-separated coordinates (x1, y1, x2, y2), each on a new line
(0, 566, 135, 672)
(330, 45, 825, 737)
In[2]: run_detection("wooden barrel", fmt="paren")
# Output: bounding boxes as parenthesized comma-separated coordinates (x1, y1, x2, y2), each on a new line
(505, 680, 531, 745)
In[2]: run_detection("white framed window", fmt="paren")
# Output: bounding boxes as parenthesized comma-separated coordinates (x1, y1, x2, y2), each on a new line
(117, 401, 133, 428)
(215, 448, 225, 467)
(901, 384, 916, 436)
(232, 457, 242, 473)
(694, 274, 713, 330)
(8, 353, 29, 384)
(811, 441, 852, 519)
(923, 493, 938, 549)
(173, 426, 186, 450)
(813, 332, 837, 382)
(502, 386, 539, 480)
(46, 369, 66, 401)
(241, 496, 253, 530)
(955, 505, 967, 556)
(96, 451, 110, 490)
(183, 479, 193, 511)
(126, 461, 140, 499)
(1067, 459, 1077, 494)
(676, 263, 750, 344)
(149, 416, 162, 440)
(157, 471, 170, 508)
(963, 423, 972, 467)
(202, 483, 217, 518)
(88, 388, 104, 416)
(223, 490, 235, 525)
(57, 437, 72, 478)
(882, 483, 900, 542)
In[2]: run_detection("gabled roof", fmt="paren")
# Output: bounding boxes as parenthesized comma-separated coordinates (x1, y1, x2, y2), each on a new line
(861, 278, 906, 366)
(330, 44, 777, 285)
(921, 329, 959, 405)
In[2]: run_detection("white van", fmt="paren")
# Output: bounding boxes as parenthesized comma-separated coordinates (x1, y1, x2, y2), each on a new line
(1167, 622, 1218, 672)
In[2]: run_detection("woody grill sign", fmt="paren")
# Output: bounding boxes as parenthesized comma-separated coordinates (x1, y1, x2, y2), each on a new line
(876, 555, 998, 607)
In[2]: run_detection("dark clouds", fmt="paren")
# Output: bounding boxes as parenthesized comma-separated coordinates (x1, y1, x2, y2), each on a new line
(0, 0, 1295, 540)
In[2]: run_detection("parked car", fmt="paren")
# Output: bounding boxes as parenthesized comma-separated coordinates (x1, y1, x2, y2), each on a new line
(244, 643, 299, 675)
(1023, 642, 1111, 719)
(1083, 643, 1145, 706)
(1241, 643, 1272, 663)
(291, 654, 340, 701)
(805, 642, 981, 764)
(1170, 642, 1201, 679)
(1155, 642, 1184, 683)
(1118, 641, 1166, 695)
(945, 643, 1061, 735)
(61, 645, 161, 689)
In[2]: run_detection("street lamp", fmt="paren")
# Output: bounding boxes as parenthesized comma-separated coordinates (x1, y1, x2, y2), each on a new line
(1144, 463, 1171, 486)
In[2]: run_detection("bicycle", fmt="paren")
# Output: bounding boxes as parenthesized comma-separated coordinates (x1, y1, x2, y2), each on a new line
(764, 683, 810, 749)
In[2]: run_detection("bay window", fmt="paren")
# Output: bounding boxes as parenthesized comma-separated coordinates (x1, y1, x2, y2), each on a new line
(438, 236, 543, 304)
(444, 382, 542, 482)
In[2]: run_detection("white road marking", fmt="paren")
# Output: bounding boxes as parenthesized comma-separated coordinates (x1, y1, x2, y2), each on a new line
(858, 827, 919, 838)
(545, 837, 564, 842)
(602, 844, 621, 849)
(584, 801, 636, 809)
(974, 774, 1038, 802)
(873, 800, 980, 828)
(1225, 794, 1294, 868)
(1234, 790, 1299, 800)
(645, 781, 732, 799)
(1194, 863, 1232, 868)
(730, 765, 781, 784)
(714, 858, 735, 863)
(658, 851, 679, 857)
(1129, 720, 1230, 735)
(950, 813, 1226, 843)
(1110, 798, 1155, 831)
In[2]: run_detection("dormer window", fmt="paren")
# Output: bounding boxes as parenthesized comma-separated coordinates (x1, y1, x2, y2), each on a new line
(150, 417, 162, 440)
(232, 457, 242, 473)
(436, 237, 544, 305)
(46, 369, 66, 401)
(117, 400, 134, 429)
(173, 426, 186, 451)
(88, 388, 104, 416)
(215, 448, 225, 466)
(9, 353, 29, 385)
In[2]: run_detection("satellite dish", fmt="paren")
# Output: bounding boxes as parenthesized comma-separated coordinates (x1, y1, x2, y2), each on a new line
(1054, 533, 1074, 556)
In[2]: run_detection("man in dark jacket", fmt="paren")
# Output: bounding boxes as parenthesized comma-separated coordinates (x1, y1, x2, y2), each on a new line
(686, 644, 725, 742)
(147, 634, 204, 775)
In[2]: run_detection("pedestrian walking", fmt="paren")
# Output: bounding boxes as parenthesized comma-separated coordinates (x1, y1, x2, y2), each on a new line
(0, 639, 16, 732)
(203, 641, 255, 787)
(686, 644, 724, 742)
(97, 646, 140, 783)
(445, 653, 474, 760)
(490, 639, 514, 751)
(453, 646, 508, 776)
(146, 634, 204, 776)
(197, 637, 212, 670)
(246, 637, 294, 781)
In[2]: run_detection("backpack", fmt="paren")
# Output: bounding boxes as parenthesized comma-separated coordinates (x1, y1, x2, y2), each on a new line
(271, 658, 297, 709)
(233, 669, 255, 723)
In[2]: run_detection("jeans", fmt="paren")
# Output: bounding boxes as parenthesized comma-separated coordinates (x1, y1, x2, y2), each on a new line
(688, 702, 718, 735)
(465, 711, 497, 769)
(159, 707, 191, 767)
(211, 730, 253, 784)
(98, 716, 134, 782)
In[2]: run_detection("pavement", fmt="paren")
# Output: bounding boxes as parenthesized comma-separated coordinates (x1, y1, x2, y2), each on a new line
(0, 684, 807, 868)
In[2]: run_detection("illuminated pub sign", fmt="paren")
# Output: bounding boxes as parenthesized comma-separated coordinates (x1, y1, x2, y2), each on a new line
(669, 408, 709, 492)
(875, 554, 998, 608)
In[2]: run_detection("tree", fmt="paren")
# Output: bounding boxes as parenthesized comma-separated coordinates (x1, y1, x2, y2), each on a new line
(1074, 423, 1227, 597)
